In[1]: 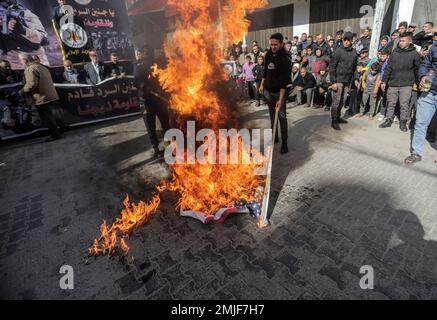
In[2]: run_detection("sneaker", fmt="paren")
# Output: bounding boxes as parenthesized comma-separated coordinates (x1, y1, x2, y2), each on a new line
(331, 120, 341, 130)
(280, 142, 289, 154)
(369, 115, 375, 120)
(337, 118, 348, 124)
(376, 114, 385, 122)
(379, 119, 393, 128)
(302, 104, 310, 108)
(153, 146, 163, 158)
(394, 116, 400, 124)
(404, 154, 422, 165)
(324, 106, 331, 111)
(400, 121, 408, 132)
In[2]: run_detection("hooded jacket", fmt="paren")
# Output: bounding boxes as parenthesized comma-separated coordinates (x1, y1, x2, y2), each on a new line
(330, 44, 358, 84)
(419, 41, 437, 94)
(382, 44, 421, 87)
(263, 48, 291, 93)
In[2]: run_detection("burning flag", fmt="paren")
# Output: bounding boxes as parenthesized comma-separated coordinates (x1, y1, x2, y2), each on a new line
(89, 0, 269, 257)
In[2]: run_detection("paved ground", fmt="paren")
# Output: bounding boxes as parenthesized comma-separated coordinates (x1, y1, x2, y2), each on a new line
(1, 102, 437, 300)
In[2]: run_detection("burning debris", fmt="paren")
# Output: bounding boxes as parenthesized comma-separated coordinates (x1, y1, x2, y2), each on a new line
(89, 0, 269, 257)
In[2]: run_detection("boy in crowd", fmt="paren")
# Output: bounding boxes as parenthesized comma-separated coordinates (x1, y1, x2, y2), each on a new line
(358, 63, 381, 119)
(253, 55, 265, 106)
(314, 64, 332, 109)
(241, 55, 257, 101)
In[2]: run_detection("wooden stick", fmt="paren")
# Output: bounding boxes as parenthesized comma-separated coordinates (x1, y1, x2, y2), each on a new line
(258, 106, 279, 228)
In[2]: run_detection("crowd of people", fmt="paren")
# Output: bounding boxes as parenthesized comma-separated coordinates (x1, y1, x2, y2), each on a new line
(225, 21, 437, 164)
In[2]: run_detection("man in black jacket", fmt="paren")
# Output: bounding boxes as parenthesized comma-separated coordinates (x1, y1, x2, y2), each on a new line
(314, 34, 331, 57)
(259, 33, 291, 154)
(134, 46, 170, 158)
(413, 22, 434, 47)
(297, 67, 316, 107)
(379, 33, 421, 131)
(329, 32, 357, 130)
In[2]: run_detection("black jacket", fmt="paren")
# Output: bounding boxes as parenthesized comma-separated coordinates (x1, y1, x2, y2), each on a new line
(382, 44, 421, 87)
(413, 31, 434, 47)
(301, 72, 316, 90)
(263, 48, 291, 93)
(314, 41, 331, 57)
(330, 45, 357, 84)
(253, 64, 265, 81)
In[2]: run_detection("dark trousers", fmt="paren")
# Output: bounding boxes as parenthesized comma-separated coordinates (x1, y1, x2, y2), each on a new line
(143, 96, 170, 148)
(265, 90, 288, 142)
(36, 103, 62, 139)
(247, 81, 256, 100)
(331, 83, 350, 120)
(386, 86, 413, 122)
(255, 80, 263, 102)
(360, 92, 377, 115)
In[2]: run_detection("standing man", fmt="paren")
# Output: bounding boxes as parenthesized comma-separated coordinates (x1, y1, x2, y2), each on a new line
(357, 27, 372, 53)
(84, 51, 109, 85)
(19, 53, 62, 142)
(413, 22, 434, 47)
(329, 31, 357, 130)
(259, 33, 291, 154)
(134, 46, 170, 158)
(379, 33, 421, 131)
(405, 33, 437, 165)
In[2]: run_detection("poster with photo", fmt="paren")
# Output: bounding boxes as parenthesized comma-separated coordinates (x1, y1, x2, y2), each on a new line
(0, 0, 134, 70)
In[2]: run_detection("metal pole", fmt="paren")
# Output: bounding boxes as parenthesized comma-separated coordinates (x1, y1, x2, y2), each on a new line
(369, 0, 387, 59)
(258, 107, 279, 228)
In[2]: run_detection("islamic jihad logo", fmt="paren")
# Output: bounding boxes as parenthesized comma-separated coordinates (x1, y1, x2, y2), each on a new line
(60, 23, 88, 48)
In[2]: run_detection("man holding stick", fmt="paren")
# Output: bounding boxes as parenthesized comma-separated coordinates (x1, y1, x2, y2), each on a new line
(259, 33, 291, 154)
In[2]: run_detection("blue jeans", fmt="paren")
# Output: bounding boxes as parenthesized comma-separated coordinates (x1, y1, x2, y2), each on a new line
(412, 91, 437, 157)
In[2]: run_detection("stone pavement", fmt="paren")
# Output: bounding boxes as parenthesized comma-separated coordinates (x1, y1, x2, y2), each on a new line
(0, 102, 437, 300)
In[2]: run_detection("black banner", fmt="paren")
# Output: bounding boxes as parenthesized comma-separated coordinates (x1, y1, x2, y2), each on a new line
(0, 76, 141, 140)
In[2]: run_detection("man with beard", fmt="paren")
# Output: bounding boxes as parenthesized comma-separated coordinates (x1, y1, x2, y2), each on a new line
(259, 33, 291, 154)
(0, 0, 49, 68)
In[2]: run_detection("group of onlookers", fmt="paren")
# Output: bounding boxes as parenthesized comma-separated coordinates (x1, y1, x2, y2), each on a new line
(227, 21, 437, 164)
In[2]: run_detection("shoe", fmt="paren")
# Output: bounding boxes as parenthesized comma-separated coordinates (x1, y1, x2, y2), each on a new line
(426, 132, 436, 143)
(256, 101, 261, 107)
(379, 119, 393, 128)
(153, 146, 163, 158)
(303, 104, 310, 108)
(394, 117, 400, 124)
(45, 136, 61, 143)
(404, 154, 422, 165)
(324, 106, 331, 111)
(280, 142, 289, 154)
(400, 121, 408, 132)
(289, 102, 299, 108)
(369, 115, 375, 120)
(376, 114, 385, 122)
(337, 118, 348, 124)
(331, 120, 341, 130)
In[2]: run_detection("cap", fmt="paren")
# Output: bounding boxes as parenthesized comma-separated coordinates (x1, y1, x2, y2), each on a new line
(343, 32, 353, 40)
(319, 64, 327, 71)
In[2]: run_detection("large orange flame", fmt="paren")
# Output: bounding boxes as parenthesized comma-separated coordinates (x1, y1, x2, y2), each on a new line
(89, 0, 268, 257)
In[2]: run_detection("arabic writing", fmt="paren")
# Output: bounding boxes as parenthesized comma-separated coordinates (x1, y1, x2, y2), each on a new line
(67, 81, 138, 102)
(75, 8, 116, 18)
(77, 97, 140, 117)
